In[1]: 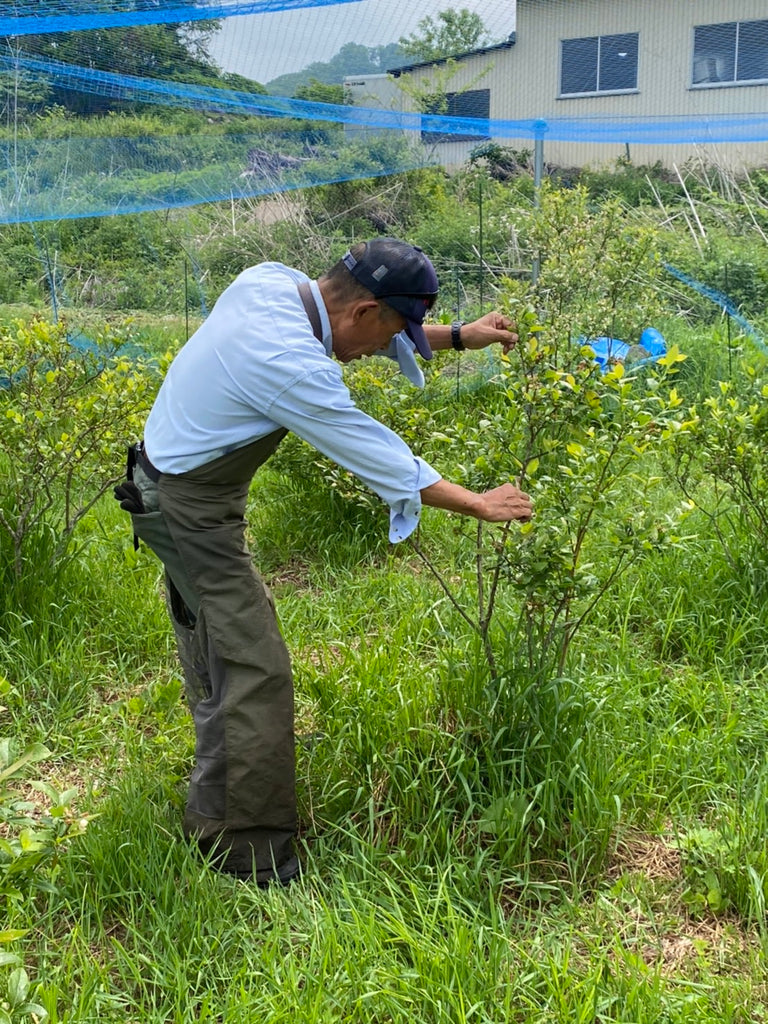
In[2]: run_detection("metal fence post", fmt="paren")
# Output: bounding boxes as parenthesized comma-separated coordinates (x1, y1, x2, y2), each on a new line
(532, 121, 546, 286)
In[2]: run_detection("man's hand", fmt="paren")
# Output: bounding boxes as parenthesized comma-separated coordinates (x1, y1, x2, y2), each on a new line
(462, 312, 518, 354)
(475, 482, 532, 523)
(423, 313, 519, 355)
(421, 479, 533, 523)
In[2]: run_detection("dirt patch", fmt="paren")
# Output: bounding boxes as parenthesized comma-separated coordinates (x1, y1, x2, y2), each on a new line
(639, 914, 760, 976)
(606, 829, 682, 883)
(0, 759, 92, 839)
(267, 556, 316, 592)
(6, 759, 89, 806)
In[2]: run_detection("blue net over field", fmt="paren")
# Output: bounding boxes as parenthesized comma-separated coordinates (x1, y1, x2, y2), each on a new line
(2, 54, 768, 223)
(0, 130, 428, 223)
(0, 0, 767, 223)
(5, 52, 768, 143)
(665, 265, 768, 354)
(0, 0, 358, 35)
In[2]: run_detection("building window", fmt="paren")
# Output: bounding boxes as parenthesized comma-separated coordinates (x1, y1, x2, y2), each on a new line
(421, 88, 490, 144)
(693, 20, 768, 86)
(560, 32, 638, 96)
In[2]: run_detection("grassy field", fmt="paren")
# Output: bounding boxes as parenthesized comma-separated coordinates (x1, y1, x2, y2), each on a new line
(2, 163, 768, 1020)
(2, 311, 768, 1022)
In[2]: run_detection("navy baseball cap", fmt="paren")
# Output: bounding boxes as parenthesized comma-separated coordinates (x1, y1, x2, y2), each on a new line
(342, 238, 439, 360)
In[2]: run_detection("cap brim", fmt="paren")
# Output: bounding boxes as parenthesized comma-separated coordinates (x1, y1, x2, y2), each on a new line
(405, 319, 433, 360)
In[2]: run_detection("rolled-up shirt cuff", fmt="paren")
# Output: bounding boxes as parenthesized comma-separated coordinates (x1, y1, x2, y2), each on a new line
(388, 459, 441, 542)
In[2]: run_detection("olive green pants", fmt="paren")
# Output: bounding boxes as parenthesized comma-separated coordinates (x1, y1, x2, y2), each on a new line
(129, 432, 296, 880)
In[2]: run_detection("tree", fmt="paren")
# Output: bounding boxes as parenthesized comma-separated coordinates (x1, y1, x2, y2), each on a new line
(374, 43, 409, 73)
(268, 42, 406, 98)
(399, 8, 491, 64)
(0, 15, 225, 116)
(0, 317, 158, 577)
(0, 37, 52, 120)
(294, 79, 344, 105)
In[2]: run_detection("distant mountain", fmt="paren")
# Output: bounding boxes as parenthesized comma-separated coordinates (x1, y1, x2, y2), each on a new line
(267, 41, 407, 97)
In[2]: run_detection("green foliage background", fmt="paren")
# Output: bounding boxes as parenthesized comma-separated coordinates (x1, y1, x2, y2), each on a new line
(1, 146, 768, 1020)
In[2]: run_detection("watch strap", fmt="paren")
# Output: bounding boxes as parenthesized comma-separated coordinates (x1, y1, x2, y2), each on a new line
(451, 320, 465, 351)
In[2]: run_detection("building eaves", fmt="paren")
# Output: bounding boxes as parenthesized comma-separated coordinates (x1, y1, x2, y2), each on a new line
(388, 32, 516, 77)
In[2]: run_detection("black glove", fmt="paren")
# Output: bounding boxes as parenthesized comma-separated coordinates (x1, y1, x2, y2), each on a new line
(114, 481, 146, 515)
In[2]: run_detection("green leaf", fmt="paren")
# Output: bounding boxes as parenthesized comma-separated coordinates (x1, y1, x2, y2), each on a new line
(28, 781, 59, 803)
(18, 830, 45, 853)
(7, 966, 30, 1007)
(20, 1005, 49, 1022)
(706, 887, 724, 912)
(657, 343, 687, 367)
(0, 744, 51, 784)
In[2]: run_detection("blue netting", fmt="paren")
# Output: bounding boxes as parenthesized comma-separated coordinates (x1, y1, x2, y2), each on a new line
(3, 52, 767, 223)
(1, 3, 766, 225)
(0, 133, 428, 223)
(6, 53, 768, 145)
(664, 264, 768, 354)
(519, 114, 768, 145)
(0, 0, 358, 35)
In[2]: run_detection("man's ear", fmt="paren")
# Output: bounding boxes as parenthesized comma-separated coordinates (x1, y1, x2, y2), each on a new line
(350, 299, 380, 324)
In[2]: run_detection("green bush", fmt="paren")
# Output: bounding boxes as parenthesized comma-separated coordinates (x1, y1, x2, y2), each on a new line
(0, 729, 87, 1024)
(663, 370, 768, 567)
(0, 316, 159, 580)
(574, 158, 684, 208)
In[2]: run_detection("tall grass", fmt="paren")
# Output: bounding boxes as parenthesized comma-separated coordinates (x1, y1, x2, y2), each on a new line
(2, 332, 768, 1019)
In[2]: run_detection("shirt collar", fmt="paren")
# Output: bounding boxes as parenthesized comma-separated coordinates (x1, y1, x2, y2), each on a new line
(308, 279, 333, 356)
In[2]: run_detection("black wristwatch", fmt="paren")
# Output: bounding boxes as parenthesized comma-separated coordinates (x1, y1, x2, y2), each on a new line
(451, 320, 465, 351)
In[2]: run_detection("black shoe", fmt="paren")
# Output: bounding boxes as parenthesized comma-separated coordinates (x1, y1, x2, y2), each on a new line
(253, 855, 301, 889)
(196, 837, 301, 888)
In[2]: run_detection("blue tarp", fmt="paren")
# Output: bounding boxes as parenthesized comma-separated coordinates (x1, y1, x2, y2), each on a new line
(588, 327, 667, 371)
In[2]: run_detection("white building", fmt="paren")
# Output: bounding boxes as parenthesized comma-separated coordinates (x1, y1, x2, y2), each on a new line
(345, 0, 768, 170)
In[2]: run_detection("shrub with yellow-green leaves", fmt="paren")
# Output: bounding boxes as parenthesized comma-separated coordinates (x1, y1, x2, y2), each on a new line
(0, 316, 160, 578)
(663, 371, 768, 569)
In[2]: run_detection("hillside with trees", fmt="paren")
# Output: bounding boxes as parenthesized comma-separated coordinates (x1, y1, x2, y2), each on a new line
(266, 42, 407, 97)
(0, 9, 267, 119)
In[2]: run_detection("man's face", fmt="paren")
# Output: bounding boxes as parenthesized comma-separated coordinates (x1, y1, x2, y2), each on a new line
(333, 301, 408, 363)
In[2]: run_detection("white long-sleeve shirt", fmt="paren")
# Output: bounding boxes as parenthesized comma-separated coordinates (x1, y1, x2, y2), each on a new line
(144, 262, 441, 542)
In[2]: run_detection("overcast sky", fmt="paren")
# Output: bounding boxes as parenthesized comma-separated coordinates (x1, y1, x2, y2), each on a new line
(207, 0, 516, 83)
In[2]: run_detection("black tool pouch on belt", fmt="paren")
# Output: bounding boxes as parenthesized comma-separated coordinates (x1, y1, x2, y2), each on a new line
(114, 443, 145, 549)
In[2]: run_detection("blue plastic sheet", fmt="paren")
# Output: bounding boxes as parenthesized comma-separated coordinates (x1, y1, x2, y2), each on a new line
(588, 327, 667, 372)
